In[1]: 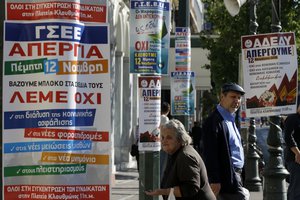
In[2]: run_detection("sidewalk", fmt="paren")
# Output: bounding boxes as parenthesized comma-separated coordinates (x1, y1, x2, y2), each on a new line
(111, 167, 264, 200)
(111, 168, 139, 200)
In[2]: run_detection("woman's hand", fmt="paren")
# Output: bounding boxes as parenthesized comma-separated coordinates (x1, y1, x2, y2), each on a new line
(145, 189, 159, 196)
(145, 188, 169, 196)
(210, 183, 221, 196)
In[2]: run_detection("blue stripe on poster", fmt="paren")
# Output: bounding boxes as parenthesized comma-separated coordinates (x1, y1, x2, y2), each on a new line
(5, 21, 107, 44)
(4, 140, 92, 153)
(4, 109, 96, 129)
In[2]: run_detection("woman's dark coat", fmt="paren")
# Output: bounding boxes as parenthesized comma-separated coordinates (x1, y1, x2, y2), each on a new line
(161, 145, 215, 200)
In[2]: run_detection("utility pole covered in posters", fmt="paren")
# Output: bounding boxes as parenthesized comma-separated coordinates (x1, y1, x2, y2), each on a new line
(138, 76, 161, 200)
(129, 0, 171, 199)
(171, 0, 193, 131)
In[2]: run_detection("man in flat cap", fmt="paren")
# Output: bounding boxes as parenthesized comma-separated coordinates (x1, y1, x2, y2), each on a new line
(202, 83, 249, 200)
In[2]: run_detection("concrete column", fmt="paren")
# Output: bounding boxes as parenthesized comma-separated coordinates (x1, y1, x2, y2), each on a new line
(114, 50, 125, 169)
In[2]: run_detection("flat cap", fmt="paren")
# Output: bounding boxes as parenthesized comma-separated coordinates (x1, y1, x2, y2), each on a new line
(221, 83, 245, 95)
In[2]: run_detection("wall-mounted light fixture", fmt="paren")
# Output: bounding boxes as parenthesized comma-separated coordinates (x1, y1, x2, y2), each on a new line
(223, 0, 247, 16)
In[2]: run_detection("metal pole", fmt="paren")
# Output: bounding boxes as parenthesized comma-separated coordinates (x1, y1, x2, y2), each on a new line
(263, 1, 288, 199)
(263, 117, 288, 200)
(140, 1, 187, 198)
(138, 76, 160, 200)
(177, 0, 190, 28)
(249, 0, 258, 35)
(271, 0, 282, 33)
(244, 0, 262, 192)
(176, 0, 191, 131)
(245, 119, 262, 191)
(139, 152, 160, 200)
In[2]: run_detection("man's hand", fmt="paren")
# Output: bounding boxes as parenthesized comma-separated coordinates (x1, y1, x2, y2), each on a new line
(291, 147, 300, 164)
(210, 183, 221, 196)
(295, 151, 300, 164)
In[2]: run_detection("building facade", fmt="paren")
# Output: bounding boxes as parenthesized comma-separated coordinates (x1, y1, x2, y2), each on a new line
(109, 0, 211, 171)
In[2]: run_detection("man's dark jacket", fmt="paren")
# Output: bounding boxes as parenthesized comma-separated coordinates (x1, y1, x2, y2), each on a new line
(284, 113, 300, 163)
(202, 109, 239, 193)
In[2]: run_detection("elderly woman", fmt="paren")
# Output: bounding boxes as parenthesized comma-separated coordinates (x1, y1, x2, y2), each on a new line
(145, 119, 216, 200)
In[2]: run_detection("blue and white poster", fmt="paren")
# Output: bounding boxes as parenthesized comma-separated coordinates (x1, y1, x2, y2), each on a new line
(130, 0, 171, 74)
(175, 27, 191, 71)
(170, 71, 195, 116)
(3, 20, 111, 200)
